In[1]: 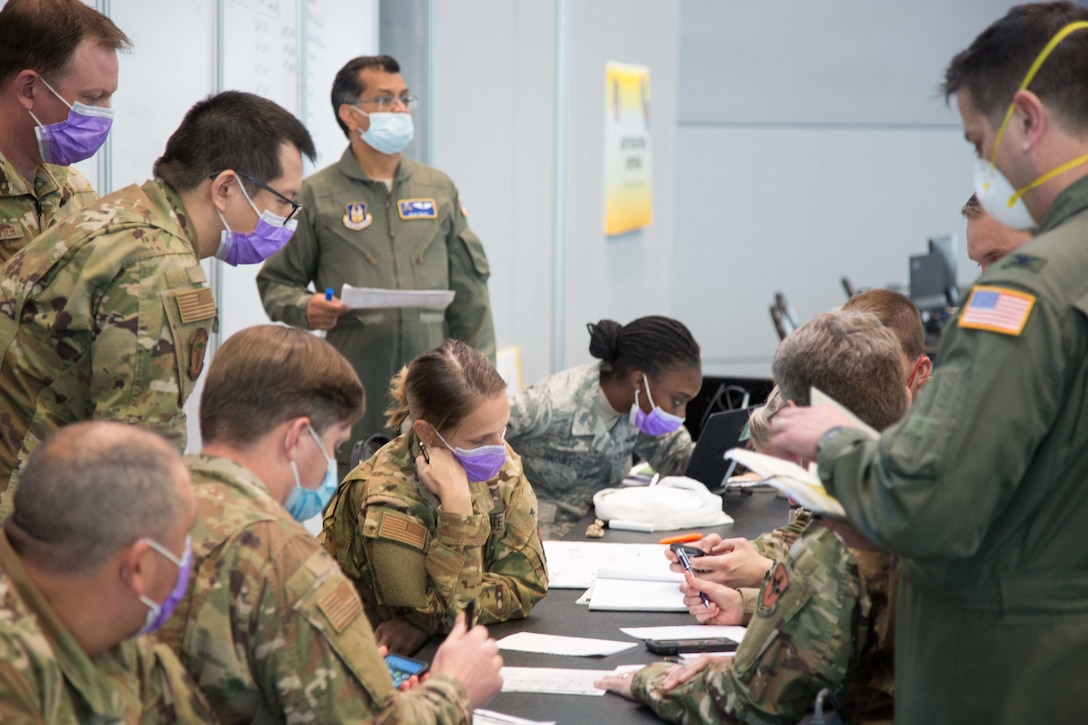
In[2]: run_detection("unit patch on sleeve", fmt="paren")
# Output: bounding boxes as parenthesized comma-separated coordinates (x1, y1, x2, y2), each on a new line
(397, 198, 437, 219)
(958, 285, 1035, 335)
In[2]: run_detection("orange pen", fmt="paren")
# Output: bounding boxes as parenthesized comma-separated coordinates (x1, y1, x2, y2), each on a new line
(658, 532, 702, 545)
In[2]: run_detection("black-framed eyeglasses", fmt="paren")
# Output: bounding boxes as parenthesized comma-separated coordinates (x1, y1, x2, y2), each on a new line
(354, 94, 418, 111)
(211, 170, 302, 223)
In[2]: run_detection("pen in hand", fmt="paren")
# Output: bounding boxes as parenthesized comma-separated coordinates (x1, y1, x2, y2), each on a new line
(675, 546, 712, 610)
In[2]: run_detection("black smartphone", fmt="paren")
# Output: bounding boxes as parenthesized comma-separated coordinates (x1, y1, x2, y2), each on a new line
(644, 637, 738, 656)
(385, 653, 429, 688)
(461, 598, 477, 626)
(669, 543, 706, 559)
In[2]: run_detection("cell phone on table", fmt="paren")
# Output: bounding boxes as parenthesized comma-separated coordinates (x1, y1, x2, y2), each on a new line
(669, 543, 706, 559)
(644, 637, 738, 656)
(385, 653, 429, 688)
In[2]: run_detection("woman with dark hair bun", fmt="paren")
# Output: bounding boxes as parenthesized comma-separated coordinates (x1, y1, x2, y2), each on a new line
(507, 315, 702, 538)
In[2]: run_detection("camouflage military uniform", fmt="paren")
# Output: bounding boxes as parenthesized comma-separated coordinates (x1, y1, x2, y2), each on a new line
(506, 363, 695, 538)
(0, 531, 217, 724)
(738, 508, 815, 621)
(324, 433, 548, 637)
(0, 150, 98, 263)
(257, 150, 495, 472)
(632, 519, 896, 724)
(157, 454, 474, 724)
(0, 178, 216, 513)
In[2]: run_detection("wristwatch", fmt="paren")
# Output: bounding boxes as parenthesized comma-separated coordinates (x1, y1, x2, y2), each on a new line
(817, 426, 846, 453)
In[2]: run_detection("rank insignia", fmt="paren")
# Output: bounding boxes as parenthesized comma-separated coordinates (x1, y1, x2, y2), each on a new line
(758, 562, 790, 616)
(398, 198, 437, 219)
(343, 202, 372, 230)
(1000, 253, 1047, 273)
(189, 328, 208, 381)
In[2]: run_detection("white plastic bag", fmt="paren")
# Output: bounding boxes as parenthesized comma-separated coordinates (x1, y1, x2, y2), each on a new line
(593, 476, 732, 531)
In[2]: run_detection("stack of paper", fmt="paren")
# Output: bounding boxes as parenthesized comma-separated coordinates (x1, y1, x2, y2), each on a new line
(587, 568, 687, 612)
(496, 632, 637, 657)
(542, 541, 674, 589)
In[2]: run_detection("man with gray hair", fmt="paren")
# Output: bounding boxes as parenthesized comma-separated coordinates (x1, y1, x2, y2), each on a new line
(0, 421, 215, 722)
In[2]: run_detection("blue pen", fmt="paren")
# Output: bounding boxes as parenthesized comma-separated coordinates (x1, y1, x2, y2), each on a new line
(675, 546, 712, 610)
(325, 287, 334, 301)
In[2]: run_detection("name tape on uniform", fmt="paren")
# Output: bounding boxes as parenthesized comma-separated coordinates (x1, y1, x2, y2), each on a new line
(397, 198, 437, 220)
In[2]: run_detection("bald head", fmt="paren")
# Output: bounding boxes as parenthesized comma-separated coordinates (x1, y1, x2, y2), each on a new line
(6, 422, 188, 575)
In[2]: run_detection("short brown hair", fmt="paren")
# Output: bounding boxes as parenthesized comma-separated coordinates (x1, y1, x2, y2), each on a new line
(7, 422, 184, 575)
(942, 2, 1088, 131)
(199, 325, 364, 446)
(331, 54, 402, 137)
(772, 311, 909, 431)
(0, 0, 130, 84)
(387, 339, 506, 433)
(843, 288, 925, 361)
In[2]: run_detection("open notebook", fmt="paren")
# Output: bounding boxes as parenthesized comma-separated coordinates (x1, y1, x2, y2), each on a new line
(724, 387, 879, 519)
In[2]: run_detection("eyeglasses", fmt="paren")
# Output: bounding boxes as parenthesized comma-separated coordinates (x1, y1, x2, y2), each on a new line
(354, 94, 418, 111)
(234, 171, 302, 223)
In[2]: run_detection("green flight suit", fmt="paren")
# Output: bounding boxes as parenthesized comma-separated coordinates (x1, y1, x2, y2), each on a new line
(257, 149, 495, 470)
(0, 179, 216, 515)
(0, 532, 217, 724)
(817, 175, 1088, 724)
(0, 149, 98, 263)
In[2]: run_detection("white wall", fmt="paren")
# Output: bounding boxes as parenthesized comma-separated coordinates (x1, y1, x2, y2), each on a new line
(673, 0, 1026, 377)
(430, 0, 681, 384)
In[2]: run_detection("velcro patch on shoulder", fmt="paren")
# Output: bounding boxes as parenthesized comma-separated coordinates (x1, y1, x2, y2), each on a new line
(175, 287, 217, 323)
(317, 579, 363, 633)
(378, 509, 427, 550)
(958, 285, 1035, 336)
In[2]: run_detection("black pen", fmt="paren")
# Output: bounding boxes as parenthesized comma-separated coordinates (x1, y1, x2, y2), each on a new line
(675, 546, 712, 610)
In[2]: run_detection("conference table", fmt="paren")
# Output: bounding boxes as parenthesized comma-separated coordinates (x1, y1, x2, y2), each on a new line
(418, 489, 792, 724)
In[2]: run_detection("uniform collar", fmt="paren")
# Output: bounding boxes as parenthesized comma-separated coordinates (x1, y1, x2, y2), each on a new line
(146, 178, 200, 258)
(1037, 173, 1088, 234)
(184, 453, 282, 508)
(0, 531, 137, 715)
(337, 146, 417, 185)
(0, 148, 61, 200)
(571, 363, 626, 443)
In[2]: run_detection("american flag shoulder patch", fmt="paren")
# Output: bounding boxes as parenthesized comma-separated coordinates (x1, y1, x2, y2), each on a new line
(958, 285, 1035, 336)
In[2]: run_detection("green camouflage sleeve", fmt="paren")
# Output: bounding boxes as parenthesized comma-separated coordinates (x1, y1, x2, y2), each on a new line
(477, 462, 548, 624)
(256, 183, 320, 330)
(633, 426, 696, 476)
(0, 638, 45, 722)
(750, 509, 814, 560)
(634, 525, 862, 724)
(187, 521, 471, 723)
(136, 642, 218, 724)
(445, 193, 495, 363)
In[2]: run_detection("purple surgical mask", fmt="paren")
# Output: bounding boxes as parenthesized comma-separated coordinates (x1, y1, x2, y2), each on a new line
(629, 373, 685, 437)
(215, 181, 298, 265)
(135, 535, 192, 636)
(433, 428, 507, 482)
(29, 77, 114, 166)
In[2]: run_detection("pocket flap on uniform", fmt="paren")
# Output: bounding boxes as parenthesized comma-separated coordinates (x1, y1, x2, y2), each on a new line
(457, 229, 490, 278)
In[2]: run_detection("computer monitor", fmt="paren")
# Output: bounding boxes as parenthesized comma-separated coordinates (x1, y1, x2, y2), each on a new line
(684, 408, 752, 492)
(928, 235, 959, 305)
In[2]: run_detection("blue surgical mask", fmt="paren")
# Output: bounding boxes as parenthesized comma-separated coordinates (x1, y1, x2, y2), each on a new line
(215, 180, 298, 266)
(355, 109, 414, 155)
(284, 425, 339, 521)
(629, 373, 685, 437)
(432, 428, 507, 483)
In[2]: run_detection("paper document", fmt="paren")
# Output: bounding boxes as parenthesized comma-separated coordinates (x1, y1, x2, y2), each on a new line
(499, 666, 613, 696)
(474, 709, 555, 725)
(339, 284, 455, 311)
(724, 387, 880, 519)
(496, 632, 638, 657)
(588, 568, 686, 612)
(542, 541, 674, 589)
(725, 448, 846, 518)
(620, 625, 748, 644)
